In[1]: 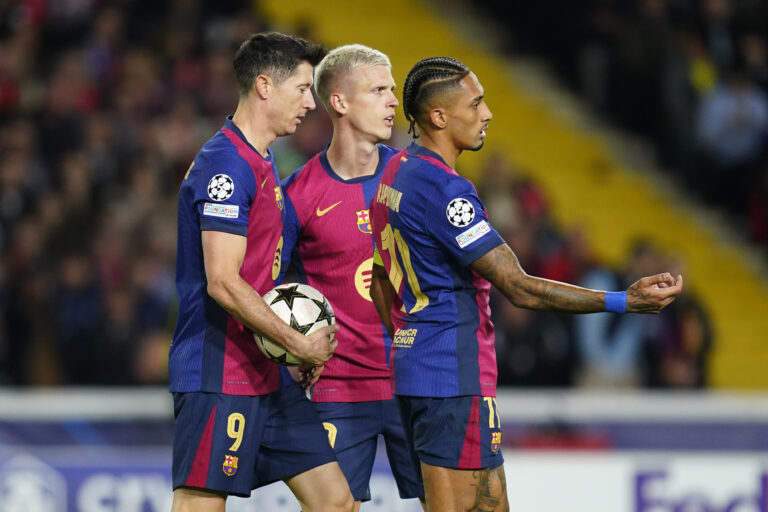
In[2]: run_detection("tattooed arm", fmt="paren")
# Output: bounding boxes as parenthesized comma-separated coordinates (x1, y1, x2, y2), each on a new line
(471, 244, 683, 314)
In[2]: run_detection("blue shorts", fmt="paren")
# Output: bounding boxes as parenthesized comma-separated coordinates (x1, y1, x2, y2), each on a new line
(172, 381, 337, 497)
(397, 395, 504, 470)
(314, 399, 424, 502)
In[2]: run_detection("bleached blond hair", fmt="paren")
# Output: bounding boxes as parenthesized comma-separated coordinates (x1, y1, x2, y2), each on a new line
(313, 44, 391, 109)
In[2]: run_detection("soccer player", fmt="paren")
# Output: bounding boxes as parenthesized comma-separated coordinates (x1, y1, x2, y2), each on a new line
(369, 57, 684, 512)
(280, 45, 425, 511)
(169, 32, 353, 512)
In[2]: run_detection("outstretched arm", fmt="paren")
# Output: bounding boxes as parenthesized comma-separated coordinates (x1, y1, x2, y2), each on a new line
(471, 243, 683, 314)
(370, 262, 396, 338)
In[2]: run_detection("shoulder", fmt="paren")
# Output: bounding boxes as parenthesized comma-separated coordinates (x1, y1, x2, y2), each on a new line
(195, 132, 257, 183)
(378, 143, 402, 163)
(281, 152, 323, 192)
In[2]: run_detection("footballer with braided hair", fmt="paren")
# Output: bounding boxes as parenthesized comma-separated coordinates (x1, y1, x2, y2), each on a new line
(369, 57, 683, 511)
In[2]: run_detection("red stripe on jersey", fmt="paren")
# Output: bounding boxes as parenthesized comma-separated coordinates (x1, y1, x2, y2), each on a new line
(217, 128, 281, 395)
(458, 396, 482, 469)
(185, 404, 217, 487)
(414, 154, 458, 176)
(471, 269, 497, 398)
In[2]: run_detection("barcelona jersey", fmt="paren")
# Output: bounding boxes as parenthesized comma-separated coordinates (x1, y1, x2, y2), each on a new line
(170, 117, 285, 396)
(370, 143, 505, 398)
(281, 145, 400, 402)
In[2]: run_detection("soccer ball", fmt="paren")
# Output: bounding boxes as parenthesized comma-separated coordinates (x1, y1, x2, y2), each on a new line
(254, 283, 336, 366)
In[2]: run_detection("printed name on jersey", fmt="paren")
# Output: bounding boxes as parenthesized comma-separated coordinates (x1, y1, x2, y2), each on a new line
(455, 220, 491, 248)
(203, 203, 239, 218)
(207, 174, 235, 201)
(446, 197, 475, 227)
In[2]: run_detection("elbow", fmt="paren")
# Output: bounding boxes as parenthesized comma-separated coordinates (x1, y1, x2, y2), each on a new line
(206, 274, 231, 305)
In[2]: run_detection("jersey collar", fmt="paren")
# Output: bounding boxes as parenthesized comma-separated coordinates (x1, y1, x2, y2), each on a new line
(223, 116, 273, 162)
(319, 144, 389, 184)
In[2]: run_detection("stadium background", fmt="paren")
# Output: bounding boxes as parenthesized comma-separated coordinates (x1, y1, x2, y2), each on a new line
(1, 0, 767, 510)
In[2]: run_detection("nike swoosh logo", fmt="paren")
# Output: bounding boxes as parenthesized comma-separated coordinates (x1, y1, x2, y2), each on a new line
(316, 201, 342, 216)
(261, 176, 268, 188)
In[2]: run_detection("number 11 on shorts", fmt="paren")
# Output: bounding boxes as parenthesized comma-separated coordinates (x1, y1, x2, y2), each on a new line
(483, 397, 501, 429)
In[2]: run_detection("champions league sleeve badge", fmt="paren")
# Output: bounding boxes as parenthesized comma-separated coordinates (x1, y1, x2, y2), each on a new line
(207, 174, 235, 201)
(446, 197, 475, 227)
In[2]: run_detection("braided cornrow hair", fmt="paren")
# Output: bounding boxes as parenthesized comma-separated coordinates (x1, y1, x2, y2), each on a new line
(402, 57, 470, 138)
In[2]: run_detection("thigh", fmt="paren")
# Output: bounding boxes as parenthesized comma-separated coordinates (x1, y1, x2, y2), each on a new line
(171, 392, 267, 498)
(380, 399, 425, 499)
(253, 381, 340, 489)
(314, 401, 380, 502)
(421, 462, 509, 512)
(398, 395, 504, 470)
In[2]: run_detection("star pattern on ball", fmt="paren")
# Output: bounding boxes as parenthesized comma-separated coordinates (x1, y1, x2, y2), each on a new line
(312, 298, 334, 325)
(289, 313, 314, 335)
(269, 284, 307, 310)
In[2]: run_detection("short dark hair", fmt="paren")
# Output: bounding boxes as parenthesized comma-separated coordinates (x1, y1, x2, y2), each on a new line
(233, 32, 327, 95)
(402, 57, 470, 138)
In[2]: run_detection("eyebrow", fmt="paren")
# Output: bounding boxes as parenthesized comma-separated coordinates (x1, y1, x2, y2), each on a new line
(472, 95, 484, 103)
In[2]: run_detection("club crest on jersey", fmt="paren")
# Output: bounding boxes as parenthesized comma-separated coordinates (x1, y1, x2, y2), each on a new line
(274, 186, 284, 210)
(446, 197, 475, 227)
(356, 209, 371, 234)
(491, 432, 502, 453)
(207, 174, 234, 201)
(223, 455, 238, 476)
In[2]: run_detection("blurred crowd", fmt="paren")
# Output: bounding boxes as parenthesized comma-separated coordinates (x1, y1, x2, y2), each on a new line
(0, 0, 712, 389)
(478, 0, 768, 252)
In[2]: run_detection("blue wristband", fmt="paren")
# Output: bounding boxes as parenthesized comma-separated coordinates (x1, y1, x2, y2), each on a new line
(605, 291, 627, 313)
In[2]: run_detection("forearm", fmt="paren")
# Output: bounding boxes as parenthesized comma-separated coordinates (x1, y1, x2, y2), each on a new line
(471, 244, 605, 313)
(370, 263, 395, 338)
(208, 276, 303, 353)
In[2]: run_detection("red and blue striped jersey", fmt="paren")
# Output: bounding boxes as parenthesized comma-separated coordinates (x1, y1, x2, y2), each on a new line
(281, 145, 400, 402)
(170, 117, 285, 396)
(370, 143, 505, 398)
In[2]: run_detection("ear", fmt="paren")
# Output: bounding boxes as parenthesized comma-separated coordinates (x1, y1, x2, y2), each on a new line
(253, 75, 271, 100)
(428, 107, 448, 130)
(329, 92, 347, 116)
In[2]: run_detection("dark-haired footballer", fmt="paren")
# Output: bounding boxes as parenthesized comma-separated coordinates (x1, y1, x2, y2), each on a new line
(369, 57, 684, 511)
(169, 32, 352, 512)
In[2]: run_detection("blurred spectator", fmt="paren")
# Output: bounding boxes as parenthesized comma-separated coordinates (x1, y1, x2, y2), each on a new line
(573, 241, 664, 387)
(696, 61, 768, 214)
(642, 294, 713, 388)
(495, 299, 577, 387)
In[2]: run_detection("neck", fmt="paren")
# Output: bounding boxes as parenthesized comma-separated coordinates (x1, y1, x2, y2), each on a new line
(326, 125, 380, 180)
(416, 130, 460, 168)
(231, 98, 275, 157)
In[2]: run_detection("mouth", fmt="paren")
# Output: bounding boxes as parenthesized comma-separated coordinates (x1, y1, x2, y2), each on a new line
(384, 116, 394, 127)
(480, 124, 489, 138)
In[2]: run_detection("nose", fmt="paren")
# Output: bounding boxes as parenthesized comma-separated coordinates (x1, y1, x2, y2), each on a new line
(483, 103, 492, 122)
(306, 93, 316, 111)
(389, 91, 399, 108)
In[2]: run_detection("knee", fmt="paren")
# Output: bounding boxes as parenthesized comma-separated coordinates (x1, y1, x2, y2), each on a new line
(328, 491, 354, 512)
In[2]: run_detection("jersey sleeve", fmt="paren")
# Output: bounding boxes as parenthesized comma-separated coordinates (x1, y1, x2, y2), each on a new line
(194, 156, 256, 236)
(423, 174, 504, 267)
